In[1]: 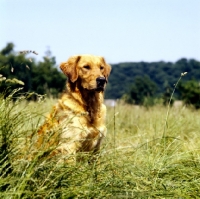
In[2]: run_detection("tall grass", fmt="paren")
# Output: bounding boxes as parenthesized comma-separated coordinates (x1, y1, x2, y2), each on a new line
(0, 93, 200, 198)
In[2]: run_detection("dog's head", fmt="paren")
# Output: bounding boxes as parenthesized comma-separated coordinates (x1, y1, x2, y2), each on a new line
(60, 55, 111, 92)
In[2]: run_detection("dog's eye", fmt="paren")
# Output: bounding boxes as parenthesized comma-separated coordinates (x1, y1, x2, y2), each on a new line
(100, 66, 104, 70)
(83, 65, 90, 70)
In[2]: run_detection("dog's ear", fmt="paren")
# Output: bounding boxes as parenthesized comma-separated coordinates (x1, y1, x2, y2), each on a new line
(101, 57, 111, 80)
(60, 56, 81, 83)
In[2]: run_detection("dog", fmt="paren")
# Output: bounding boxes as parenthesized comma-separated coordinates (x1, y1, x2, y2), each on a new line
(36, 54, 111, 161)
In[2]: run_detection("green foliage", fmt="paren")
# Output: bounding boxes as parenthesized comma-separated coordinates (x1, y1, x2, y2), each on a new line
(105, 58, 200, 100)
(0, 43, 14, 55)
(31, 57, 66, 96)
(178, 79, 200, 109)
(1, 42, 200, 109)
(124, 75, 157, 106)
(162, 87, 174, 106)
(0, 43, 66, 98)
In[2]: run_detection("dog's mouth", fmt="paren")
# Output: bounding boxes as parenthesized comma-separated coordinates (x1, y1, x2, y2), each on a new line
(84, 86, 105, 92)
(81, 77, 106, 92)
(95, 86, 105, 92)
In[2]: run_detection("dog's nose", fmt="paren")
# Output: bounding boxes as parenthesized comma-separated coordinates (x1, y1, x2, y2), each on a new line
(96, 77, 107, 87)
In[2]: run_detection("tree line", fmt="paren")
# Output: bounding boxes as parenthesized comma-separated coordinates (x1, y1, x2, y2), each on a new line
(0, 43, 66, 98)
(1, 43, 200, 108)
(106, 58, 200, 108)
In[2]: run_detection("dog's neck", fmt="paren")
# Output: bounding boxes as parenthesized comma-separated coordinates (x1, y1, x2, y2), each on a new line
(67, 81, 104, 123)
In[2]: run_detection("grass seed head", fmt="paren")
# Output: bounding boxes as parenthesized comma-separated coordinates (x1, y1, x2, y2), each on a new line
(181, 72, 187, 76)
(0, 77, 6, 81)
(19, 50, 38, 55)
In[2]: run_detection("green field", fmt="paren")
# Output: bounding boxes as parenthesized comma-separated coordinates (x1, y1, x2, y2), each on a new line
(0, 95, 200, 198)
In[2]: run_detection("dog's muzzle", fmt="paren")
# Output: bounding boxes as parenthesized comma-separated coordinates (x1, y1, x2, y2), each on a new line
(96, 77, 107, 91)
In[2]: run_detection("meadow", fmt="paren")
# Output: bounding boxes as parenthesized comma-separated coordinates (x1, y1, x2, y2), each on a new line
(0, 93, 200, 198)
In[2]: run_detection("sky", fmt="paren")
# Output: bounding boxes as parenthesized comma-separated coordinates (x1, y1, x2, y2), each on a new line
(1, 0, 200, 65)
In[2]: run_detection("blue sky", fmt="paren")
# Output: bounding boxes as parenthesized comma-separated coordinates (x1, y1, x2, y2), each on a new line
(1, 0, 200, 65)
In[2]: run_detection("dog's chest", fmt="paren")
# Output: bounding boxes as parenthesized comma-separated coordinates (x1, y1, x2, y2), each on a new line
(57, 98, 107, 152)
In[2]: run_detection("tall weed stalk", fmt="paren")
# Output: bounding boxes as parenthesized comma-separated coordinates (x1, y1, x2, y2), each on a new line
(163, 72, 187, 147)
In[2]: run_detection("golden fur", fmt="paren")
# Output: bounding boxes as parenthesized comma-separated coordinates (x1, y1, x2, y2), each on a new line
(37, 55, 111, 161)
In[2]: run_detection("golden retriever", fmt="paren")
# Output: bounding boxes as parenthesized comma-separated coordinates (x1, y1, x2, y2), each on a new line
(37, 54, 111, 161)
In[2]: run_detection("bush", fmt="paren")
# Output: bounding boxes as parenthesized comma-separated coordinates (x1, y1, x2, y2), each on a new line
(178, 79, 200, 109)
(124, 75, 157, 106)
(0, 43, 66, 98)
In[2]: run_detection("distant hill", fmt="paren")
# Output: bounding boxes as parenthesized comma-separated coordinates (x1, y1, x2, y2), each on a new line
(105, 58, 200, 99)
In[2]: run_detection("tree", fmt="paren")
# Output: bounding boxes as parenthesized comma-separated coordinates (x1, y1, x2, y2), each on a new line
(105, 58, 200, 99)
(162, 84, 174, 106)
(0, 43, 14, 55)
(178, 80, 200, 109)
(0, 43, 32, 95)
(0, 43, 66, 98)
(125, 75, 157, 105)
(31, 54, 66, 97)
